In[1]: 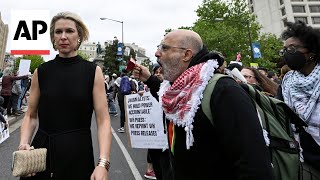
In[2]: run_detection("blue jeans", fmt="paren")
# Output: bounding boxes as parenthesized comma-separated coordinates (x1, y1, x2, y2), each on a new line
(17, 86, 26, 111)
(108, 94, 117, 114)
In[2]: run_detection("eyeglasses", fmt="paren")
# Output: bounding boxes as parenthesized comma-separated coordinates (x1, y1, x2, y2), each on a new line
(279, 45, 306, 56)
(157, 44, 187, 51)
(243, 75, 255, 79)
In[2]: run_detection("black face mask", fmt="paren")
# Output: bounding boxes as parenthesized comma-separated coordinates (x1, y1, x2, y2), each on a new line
(284, 51, 307, 70)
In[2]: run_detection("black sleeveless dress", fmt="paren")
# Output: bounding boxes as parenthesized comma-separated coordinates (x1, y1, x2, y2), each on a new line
(22, 55, 97, 180)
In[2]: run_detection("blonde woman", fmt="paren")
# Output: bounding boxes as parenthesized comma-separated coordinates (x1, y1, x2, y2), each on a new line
(19, 12, 111, 180)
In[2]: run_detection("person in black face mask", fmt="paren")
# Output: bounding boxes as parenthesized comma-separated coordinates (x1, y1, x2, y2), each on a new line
(280, 21, 319, 73)
(280, 21, 320, 172)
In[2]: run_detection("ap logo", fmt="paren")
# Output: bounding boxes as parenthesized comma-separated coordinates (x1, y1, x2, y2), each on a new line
(10, 10, 50, 55)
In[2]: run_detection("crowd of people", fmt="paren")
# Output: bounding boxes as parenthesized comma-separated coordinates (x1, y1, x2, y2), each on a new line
(0, 68, 31, 135)
(0, 68, 30, 116)
(5, 10, 319, 180)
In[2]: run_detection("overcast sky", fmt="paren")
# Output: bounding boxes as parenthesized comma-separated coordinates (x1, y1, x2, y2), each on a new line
(0, 0, 203, 62)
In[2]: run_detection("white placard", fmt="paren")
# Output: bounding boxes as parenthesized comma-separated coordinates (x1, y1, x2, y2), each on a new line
(18, 59, 31, 76)
(125, 92, 168, 149)
(0, 116, 10, 144)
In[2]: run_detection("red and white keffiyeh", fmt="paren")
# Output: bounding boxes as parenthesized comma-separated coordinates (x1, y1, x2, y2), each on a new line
(159, 60, 218, 149)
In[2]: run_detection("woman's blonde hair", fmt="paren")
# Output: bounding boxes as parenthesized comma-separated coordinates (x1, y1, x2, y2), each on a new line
(50, 11, 89, 50)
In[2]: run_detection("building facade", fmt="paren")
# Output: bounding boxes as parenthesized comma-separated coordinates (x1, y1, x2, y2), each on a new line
(249, 0, 320, 37)
(124, 43, 148, 64)
(78, 41, 98, 59)
(83, 40, 150, 70)
(0, 12, 9, 71)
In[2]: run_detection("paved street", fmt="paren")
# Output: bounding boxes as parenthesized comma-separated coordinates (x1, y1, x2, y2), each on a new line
(0, 110, 149, 180)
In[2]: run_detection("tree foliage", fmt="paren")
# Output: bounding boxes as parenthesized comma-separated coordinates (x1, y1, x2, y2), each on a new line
(192, 0, 260, 66)
(256, 33, 283, 70)
(103, 39, 136, 75)
(165, 27, 192, 36)
(164, 28, 174, 36)
(15, 55, 45, 73)
(104, 39, 120, 75)
(163, 0, 285, 71)
(140, 58, 152, 72)
(77, 51, 90, 61)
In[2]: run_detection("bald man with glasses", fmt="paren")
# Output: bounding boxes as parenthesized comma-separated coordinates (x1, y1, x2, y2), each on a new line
(133, 29, 275, 180)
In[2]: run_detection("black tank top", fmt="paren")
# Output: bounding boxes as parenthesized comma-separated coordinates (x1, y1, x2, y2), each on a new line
(37, 55, 96, 133)
(26, 55, 97, 179)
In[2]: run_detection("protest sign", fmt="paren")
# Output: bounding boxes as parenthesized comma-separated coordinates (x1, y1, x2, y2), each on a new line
(0, 116, 10, 144)
(250, 63, 259, 68)
(18, 59, 31, 76)
(125, 92, 168, 149)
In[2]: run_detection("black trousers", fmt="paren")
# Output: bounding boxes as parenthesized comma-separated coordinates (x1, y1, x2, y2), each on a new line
(118, 94, 125, 128)
(149, 149, 174, 180)
(300, 130, 320, 170)
(8, 94, 19, 113)
(1, 95, 10, 110)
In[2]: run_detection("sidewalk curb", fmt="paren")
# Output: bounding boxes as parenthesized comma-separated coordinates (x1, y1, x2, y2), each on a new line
(8, 114, 24, 127)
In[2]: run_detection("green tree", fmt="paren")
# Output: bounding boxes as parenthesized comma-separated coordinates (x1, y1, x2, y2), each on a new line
(15, 55, 45, 73)
(163, 0, 283, 71)
(140, 58, 152, 72)
(164, 28, 174, 36)
(256, 33, 283, 71)
(77, 51, 90, 60)
(192, 0, 260, 65)
(103, 39, 137, 75)
(104, 38, 120, 75)
(164, 27, 192, 36)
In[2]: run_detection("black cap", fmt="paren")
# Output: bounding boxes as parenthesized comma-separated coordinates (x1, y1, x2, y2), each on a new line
(227, 63, 243, 71)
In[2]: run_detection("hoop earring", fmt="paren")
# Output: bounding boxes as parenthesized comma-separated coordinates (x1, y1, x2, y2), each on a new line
(53, 40, 57, 50)
(74, 39, 81, 51)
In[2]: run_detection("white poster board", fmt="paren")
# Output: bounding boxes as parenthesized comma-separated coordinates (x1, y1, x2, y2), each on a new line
(18, 59, 31, 76)
(125, 92, 168, 149)
(0, 116, 10, 144)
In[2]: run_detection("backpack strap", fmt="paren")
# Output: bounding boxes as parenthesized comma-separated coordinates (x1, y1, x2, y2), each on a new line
(201, 73, 230, 125)
(241, 83, 301, 153)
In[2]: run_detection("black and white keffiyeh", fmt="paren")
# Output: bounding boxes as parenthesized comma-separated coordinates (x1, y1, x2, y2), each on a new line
(282, 64, 320, 145)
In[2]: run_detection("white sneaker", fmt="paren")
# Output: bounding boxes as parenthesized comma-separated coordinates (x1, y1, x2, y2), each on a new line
(144, 170, 157, 180)
(117, 127, 125, 133)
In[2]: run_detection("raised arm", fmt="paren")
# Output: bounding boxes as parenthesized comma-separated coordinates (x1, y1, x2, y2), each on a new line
(10, 75, 28, 81)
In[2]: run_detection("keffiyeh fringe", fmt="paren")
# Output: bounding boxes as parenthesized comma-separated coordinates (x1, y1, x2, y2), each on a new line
(159, 60, 218, 149)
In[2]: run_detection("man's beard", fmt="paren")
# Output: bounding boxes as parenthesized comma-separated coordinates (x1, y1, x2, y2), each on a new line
(161, 55, 185, 82)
